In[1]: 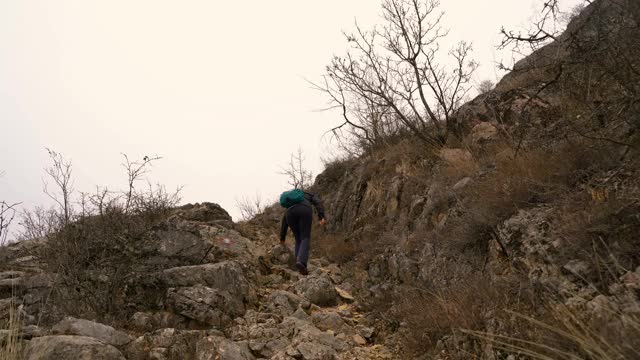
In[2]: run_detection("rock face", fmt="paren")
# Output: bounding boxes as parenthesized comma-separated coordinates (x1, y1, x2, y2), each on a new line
(52, 317, 134, 347)
(162, 261, 250, 299)
(173, 202, 233, 224)
(0, 198, 395, 360)
(24, 335, 126, 360)
(166, 285, 245, 327)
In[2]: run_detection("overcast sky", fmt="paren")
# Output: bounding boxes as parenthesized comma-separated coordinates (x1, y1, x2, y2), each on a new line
(0, 0, 581, 226)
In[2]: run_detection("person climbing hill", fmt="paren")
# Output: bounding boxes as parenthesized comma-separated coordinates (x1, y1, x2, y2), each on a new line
(279, 189, 326, 275)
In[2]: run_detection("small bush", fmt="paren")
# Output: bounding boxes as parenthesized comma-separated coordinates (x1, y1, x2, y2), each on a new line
(371, 274, 539, 357)
(23, 151, 181, 323)
(43, 205, 170, 322)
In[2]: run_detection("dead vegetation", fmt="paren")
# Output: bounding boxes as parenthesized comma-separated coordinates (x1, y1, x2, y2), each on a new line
(0, 298, 24, 360)
(309, 1, 640, 354)
(19, 150, 181, 323)
(315, 0, 478, 150)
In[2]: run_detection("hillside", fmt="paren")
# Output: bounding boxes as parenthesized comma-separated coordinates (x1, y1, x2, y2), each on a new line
(1, 0, 639, 359)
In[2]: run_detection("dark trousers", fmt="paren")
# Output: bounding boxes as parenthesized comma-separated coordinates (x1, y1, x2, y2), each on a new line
(286, 204, 313, 267)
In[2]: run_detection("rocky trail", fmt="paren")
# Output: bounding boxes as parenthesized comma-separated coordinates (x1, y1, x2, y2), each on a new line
(0, 203, 395, 359)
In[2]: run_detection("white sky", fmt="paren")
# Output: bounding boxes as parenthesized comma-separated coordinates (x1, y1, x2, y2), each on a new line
(0, 0, 581, 226)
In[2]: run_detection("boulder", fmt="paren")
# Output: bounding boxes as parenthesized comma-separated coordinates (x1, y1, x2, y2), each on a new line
(52, 317, 133, 347)
(130, 311, 189, 332)
(124, 328, 209, 360)
(293, 274, 338, 306)
(267, 245, 295, 267)
(311, 311, 349, 333)
(287, 318, 347, 353)
(24, 335, 125, 360)
(195, 336, 255, 360)
(166, 285, 245, 327)
(173, 203, 233, 224)
(152, 229, 212, 264)
(267, 290, 310, 316)
(296, 341, 337, 360)
(162, 261, 250, 299)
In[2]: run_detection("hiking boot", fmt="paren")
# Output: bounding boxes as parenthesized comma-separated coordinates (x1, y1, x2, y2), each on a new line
(295, 262, 308, 275)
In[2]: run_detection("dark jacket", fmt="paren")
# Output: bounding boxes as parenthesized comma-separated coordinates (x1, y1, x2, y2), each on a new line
(280, 191, 325, 241)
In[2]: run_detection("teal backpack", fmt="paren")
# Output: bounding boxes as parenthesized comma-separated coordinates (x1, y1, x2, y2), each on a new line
(280, 189, 306, 208)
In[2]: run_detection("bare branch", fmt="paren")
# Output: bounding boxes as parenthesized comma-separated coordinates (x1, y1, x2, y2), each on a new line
(43, 148, 74, 225)
(0, 201, 21, 245)
(279, 148, 313, 190)
(121, 154, 162, 214)
(316, 0, 476, 148)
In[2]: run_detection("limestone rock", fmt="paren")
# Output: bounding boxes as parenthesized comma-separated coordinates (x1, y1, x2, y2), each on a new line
(162, 261, 250, 300)
(296, 341, 337, 360)
(195, 336, 255, 360)
(293, 274, 338, 306)
(52, 317, 133, 347)
(124, 328, 209, 360)
(166, 285, 245, 327)
(24, 335, 126, 360)
(311, 311, 349, 333)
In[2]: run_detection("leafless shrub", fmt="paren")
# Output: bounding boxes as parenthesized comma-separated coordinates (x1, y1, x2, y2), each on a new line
(16, 206, 59, 242)
(235, 193, 268, 221)
(499, 0, 563, 57)
(0, 201, 20, 246)
(25, 151, 181, 321)
(44, 206, 160, 321)
(280, 147, 313, 190)
(122, 154, 162, 213)
(315, 0, 477, 149)
(43, 148, 74, 225)
(477, 79, 495, 95)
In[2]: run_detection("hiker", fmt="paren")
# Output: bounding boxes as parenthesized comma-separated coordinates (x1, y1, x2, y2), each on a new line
(279, 189, 326, 275)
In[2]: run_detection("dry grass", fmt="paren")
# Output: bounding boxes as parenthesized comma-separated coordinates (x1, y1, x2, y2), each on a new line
(0, 299, 24, 360)
(466, 297, 640, 360)
(313, 232, 360, 265)
(378, 274, 539, 356)
(440, 141, 620, 255)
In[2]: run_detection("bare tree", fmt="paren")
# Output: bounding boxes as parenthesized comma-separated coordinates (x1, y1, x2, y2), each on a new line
(121, 154, 162, 213)
(280, 148, 314, 190)
(499, 0, 563, 56)
(235, 193, 268, 221)
(1, 201, 20, 246)
(17, 206, 59, 241)
(315, 0, 477, 148)
(43, 148, 74, 225)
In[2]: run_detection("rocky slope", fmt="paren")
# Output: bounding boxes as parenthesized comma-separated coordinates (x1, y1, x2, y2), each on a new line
(0, 203, 395, 359)
(2, 0, 639, 358)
